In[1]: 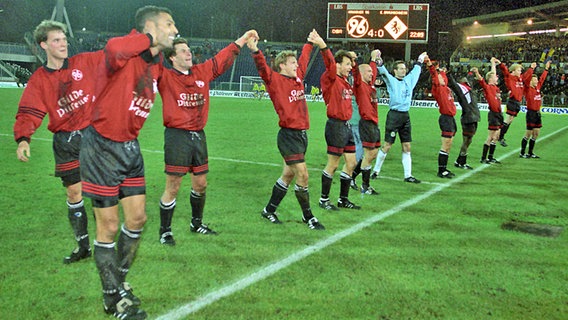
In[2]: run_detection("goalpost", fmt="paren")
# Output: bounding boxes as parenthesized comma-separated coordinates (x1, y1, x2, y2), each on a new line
(239, 76, 264, 92)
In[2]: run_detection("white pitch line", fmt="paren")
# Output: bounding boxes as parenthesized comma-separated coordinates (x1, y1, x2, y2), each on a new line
(156, 125, 568, 320)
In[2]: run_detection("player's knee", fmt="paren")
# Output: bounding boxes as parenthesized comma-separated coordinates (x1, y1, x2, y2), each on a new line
(192, 176, 207, 193)
(165, 185, 181, 199)
(66, 185, 82, 203)
(296, 170, 309, 184)
(126, 211, 147, 230)
(192, 184, 207, 194)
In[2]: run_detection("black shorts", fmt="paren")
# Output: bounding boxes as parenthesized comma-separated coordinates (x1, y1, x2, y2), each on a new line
(80, 126, 145, 202)
(438, 114, 457, 138)
(525, 110, 542, 130)
(53, 130, 82, 186)
(488, 111, 504, 131)
(384, 110, 411, 144)
(506, 98, 521, 116)
(359, 119, 381, 149)
(460, 121, 478, 137)
(277, 128, 308, 165)
(164, 127, 208, 176)
(324, 118, 355, 156)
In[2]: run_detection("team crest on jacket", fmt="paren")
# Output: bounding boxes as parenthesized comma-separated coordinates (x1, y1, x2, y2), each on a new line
(71, 69, 83, 81)
(195, 80, 205, 88)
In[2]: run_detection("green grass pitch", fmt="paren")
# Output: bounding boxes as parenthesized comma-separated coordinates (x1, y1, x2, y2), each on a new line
(1, 88, 567, 319)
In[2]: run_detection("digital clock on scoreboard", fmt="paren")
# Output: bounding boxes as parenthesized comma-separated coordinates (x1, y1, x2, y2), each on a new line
(327, 3, 429, 43)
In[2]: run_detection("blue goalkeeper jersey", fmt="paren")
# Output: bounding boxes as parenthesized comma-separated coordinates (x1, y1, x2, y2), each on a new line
(378, 63, 422, 112)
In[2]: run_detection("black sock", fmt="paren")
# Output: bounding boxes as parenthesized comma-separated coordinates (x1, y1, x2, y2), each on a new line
(294, 184, 313, 220)
(159, 199, 176, 232)
(339, 171, 351, 200)
(351, 159, 362, 180)
(264, 179, 288, 214)
(94, 241, 120, 304)
(361, 168, 371, 189)
(438, 150, 449, 173)
(520, 137, 528, 154)
(528, 138, 536, 155)
(500, 123, 510, 140)
(116, 225, 142, 284)
(456, 154, 466, 165)
(482, 144, 489, 160)
(489, 143, 496, 159)
(67, 200, 90, 249)
(320, 171, 333, 201)
(190, 190, 206, 225)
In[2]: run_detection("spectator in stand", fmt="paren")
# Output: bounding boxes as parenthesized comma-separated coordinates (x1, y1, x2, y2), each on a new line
(559, 91, 566, 105)
(494, 57, 536, 147)
(425, 57, 457, 178)
(473, 58, 503, 164)
(520, 60, 551, 158)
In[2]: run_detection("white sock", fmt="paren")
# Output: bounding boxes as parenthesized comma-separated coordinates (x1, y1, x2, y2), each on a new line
(402, 151, 412, 178)
(372, 149, 387, 173)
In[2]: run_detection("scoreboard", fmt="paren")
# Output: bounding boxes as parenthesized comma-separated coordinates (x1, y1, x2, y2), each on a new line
(327, 3, 429, 43)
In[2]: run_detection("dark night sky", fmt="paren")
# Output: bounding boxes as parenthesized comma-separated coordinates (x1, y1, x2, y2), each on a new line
(0, 0, 556, 54)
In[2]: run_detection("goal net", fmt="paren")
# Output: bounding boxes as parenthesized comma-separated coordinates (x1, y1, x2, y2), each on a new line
(239, 76, 264, 92)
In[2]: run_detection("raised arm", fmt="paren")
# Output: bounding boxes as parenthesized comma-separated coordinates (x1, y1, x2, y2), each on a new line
(407, 52, 427, 87)
(521, 61, 537, 83)
(369, 49, 380, 83)
(537, 60, 551, 89)
(425, 55, 440, 86)
(235, 30, 259, 48)
(308, 29, 327, 50)
(490, 57, 499, 76)
(446, 72, 460, 94)
(105, 32, 153, 71)
(472, 67, 483, 81)
(301, 29, 326, 79)
(247, 36, 272, 84)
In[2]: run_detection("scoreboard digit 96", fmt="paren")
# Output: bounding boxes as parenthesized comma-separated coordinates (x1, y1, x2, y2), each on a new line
(327, 2, 429, 43)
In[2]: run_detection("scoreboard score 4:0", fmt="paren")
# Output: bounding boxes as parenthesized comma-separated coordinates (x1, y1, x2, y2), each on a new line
(327, 2, 429, 43)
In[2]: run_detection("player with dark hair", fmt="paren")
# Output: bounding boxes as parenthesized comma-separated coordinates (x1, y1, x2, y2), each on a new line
(350, 49, 382, 194)
(496, 58, 536, 146)
(79, 5, 178, 319)
(14, 20, 103, 264)
(447, 71, 480, 170)
(248, 29, 325, 230)
(318, 46, 361, 210)
(520, 61, 550, 158)
(157, 30, 259, 245)
(473, 58, 503, 164)
(371, 51, 427, 183)
(425, 57, 457, 178)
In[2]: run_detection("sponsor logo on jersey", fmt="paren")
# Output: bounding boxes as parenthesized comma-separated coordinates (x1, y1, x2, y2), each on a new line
(178, 92, 205, 108)
(288, 89, 305, 103)
(57, 90, 90, 117)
